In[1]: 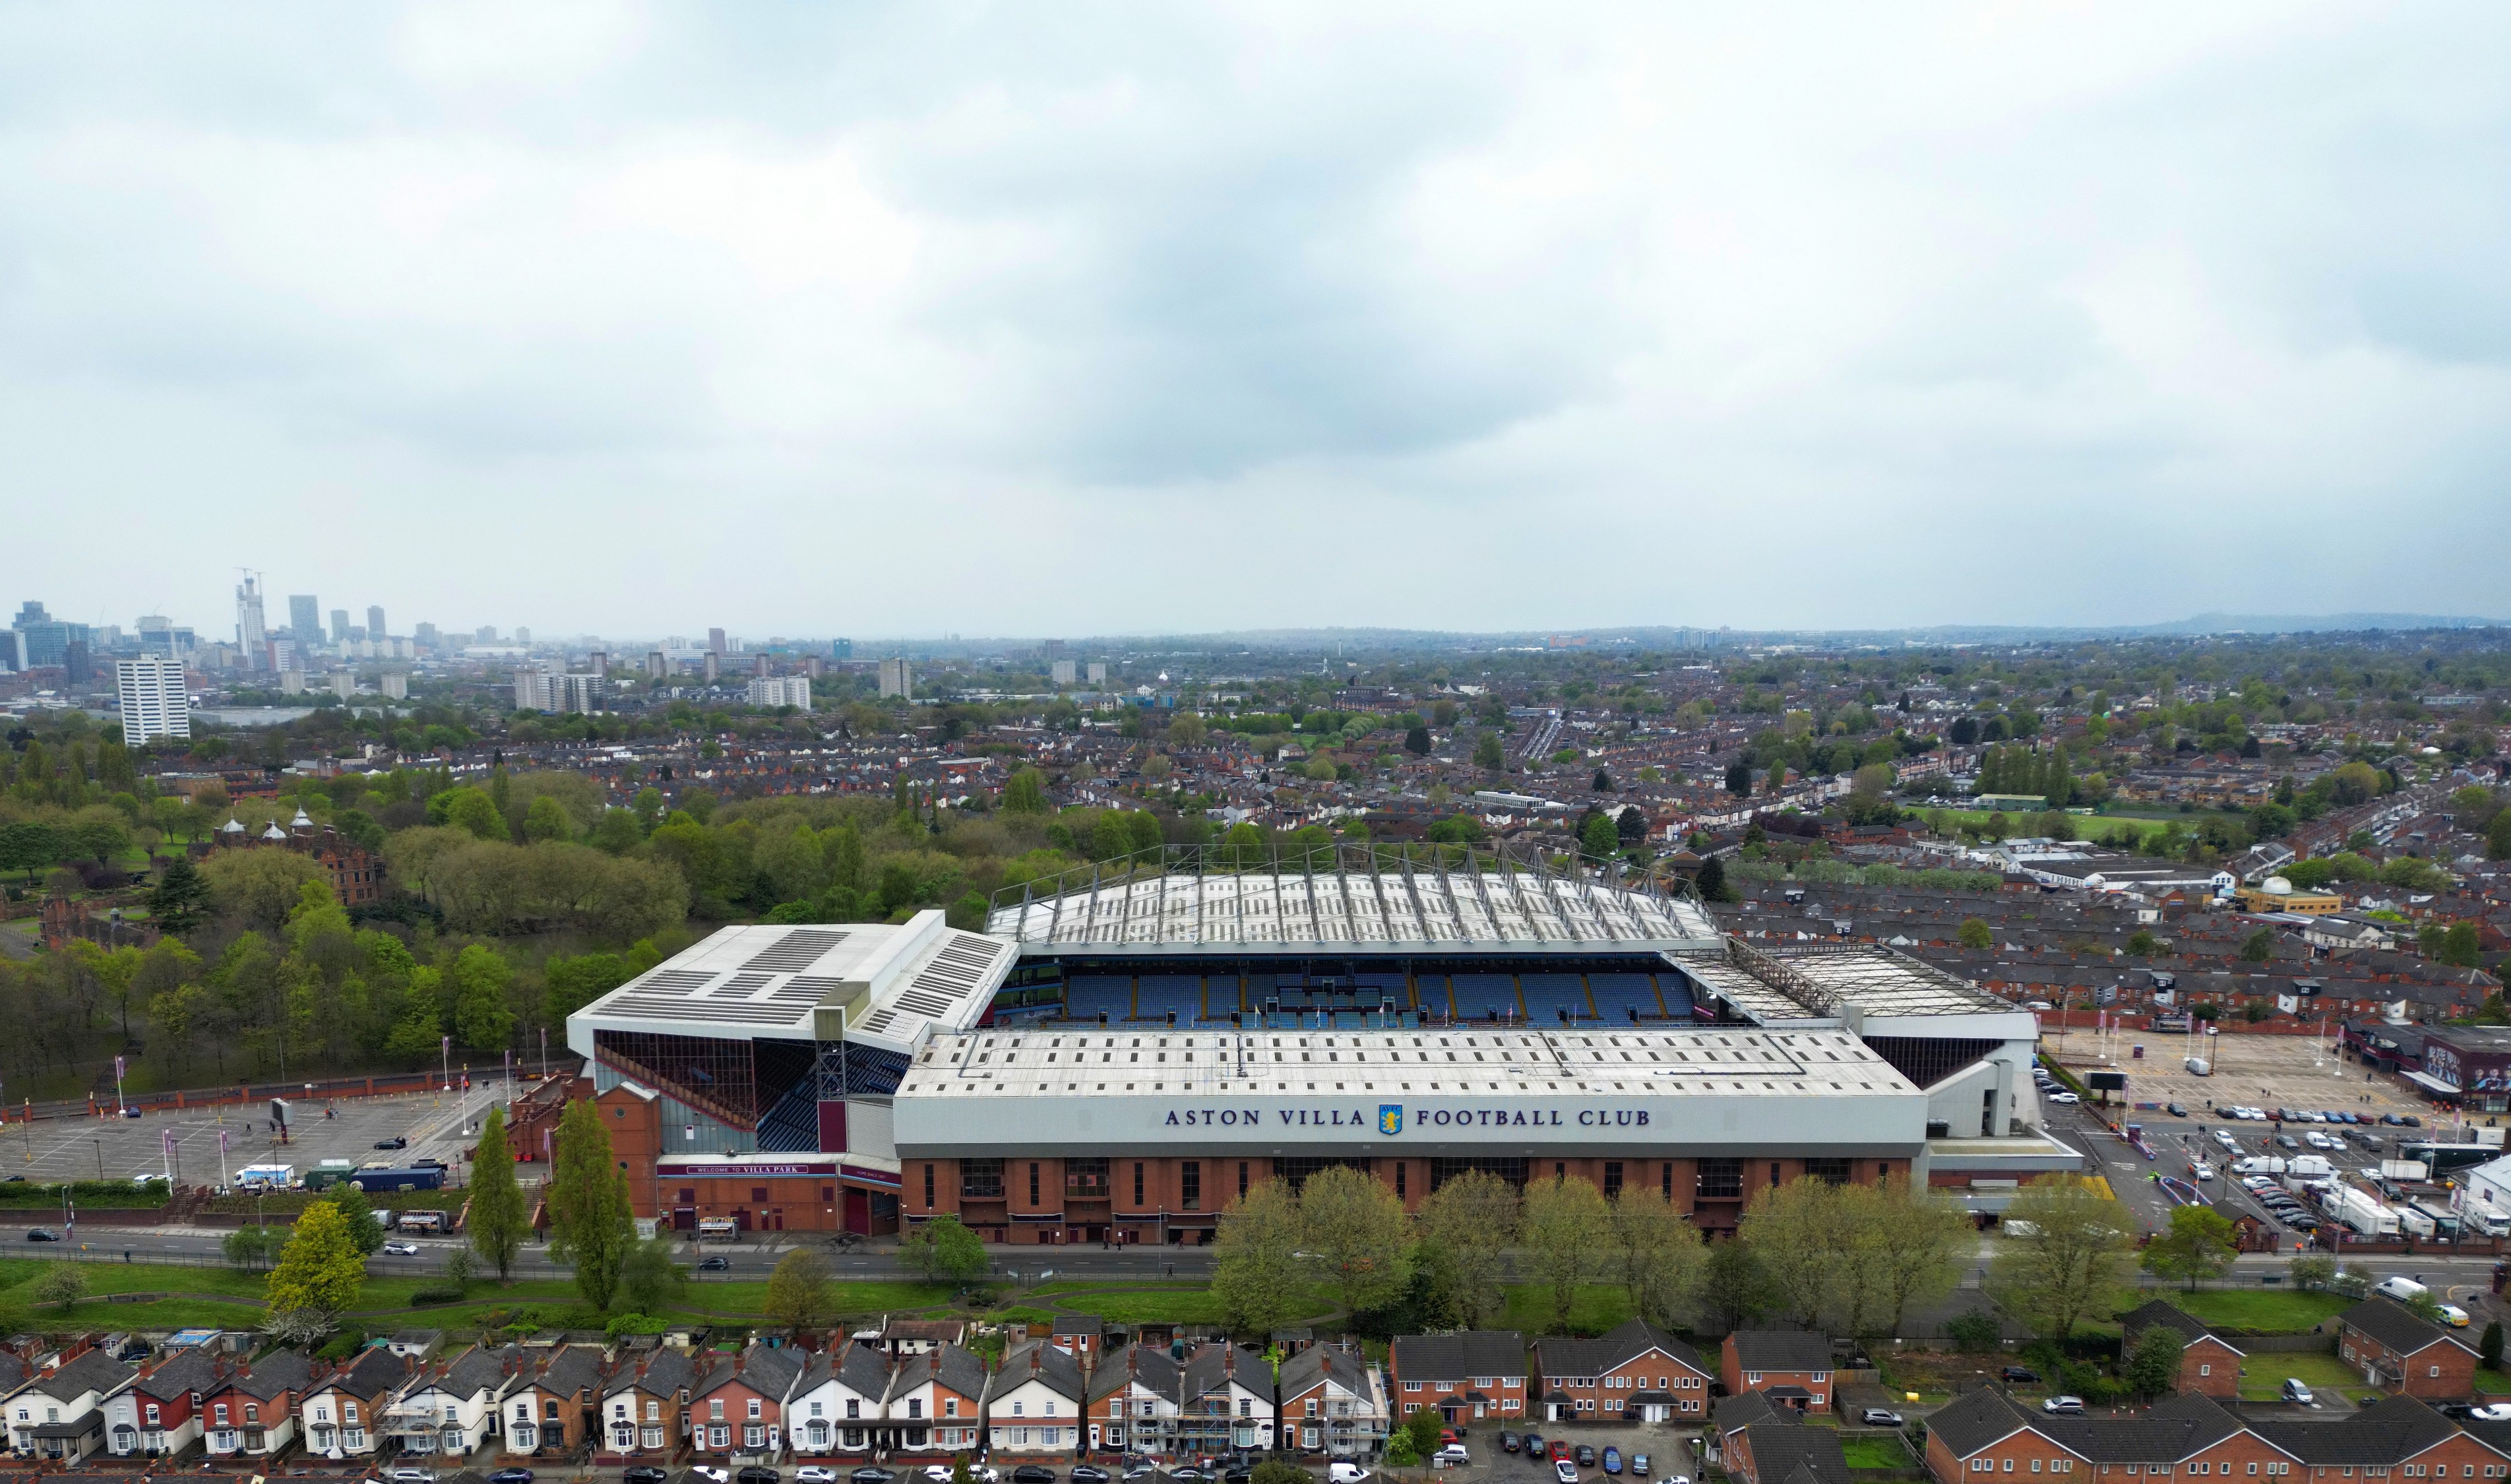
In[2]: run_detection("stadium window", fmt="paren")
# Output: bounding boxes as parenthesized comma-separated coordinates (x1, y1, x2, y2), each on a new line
(923, 1165, 935, 1209)
(1396, 1163, 1407, 1198)
(962, 1159, 1004, 1199)
(1134, 1162, 1146, 1204)
(1030, 1163, 1041, 1204)
(1696, 1159, 1741, 1200)
(1183, 1162, 1201, 1211)
(1770, 1163, 1782, 1187)
(1603, 1162, 1623, 1198)
(1661, 1163, 1672, 1198)
(1555, 1162, 1566, 1180)
(751, 1187, 769, 1202)
(1239, 1162, 1249, 1199)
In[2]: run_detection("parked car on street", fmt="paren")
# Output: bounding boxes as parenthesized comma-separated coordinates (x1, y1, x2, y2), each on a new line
(1013, 1468, 1057, 1484)
(797, 1469, 840, 1484)
(1070, 1469, 1109, 1484)
(1329, 1466, 1371, 1484)
(852, 1470, 898, 1484)
(626, 1469, 669, 1484)
(489, 1469, 536, 1484)
(739, 1468, 782, 1484)
(2043, 1396, 2085, 1415)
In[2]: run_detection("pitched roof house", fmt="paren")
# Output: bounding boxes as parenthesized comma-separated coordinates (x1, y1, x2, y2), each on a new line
(302, 1347, 413, 1459)
(600, 1345, 698, 1460)
(1720, 1333, 1836, 1414)
(1276, 1343, 1389, 1458)
(2118, 1298, 2247, 1400)
(691, 1342, 806, 1462)
(2338, 1299, 2481, 1401)
(200, 1347, 314, 1460)
(502, 1344, 609, 1458)
(103, 1345, 220, 1459)
(1387, 1331, 1528, 1423)
(985, 1342, 1088, 1457)
(1533, 1318, 1712, 1424)
(3, 1347, 138, 1464)
(884, 1344, 987, 1456)
(788, 1342, 892, 1459)
(387, 1343, 522, 1458)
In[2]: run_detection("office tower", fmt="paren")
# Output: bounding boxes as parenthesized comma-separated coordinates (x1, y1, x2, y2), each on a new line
(235, 574, 267, 666)
(115, 658, 191, 744)
(879, 658, 914, 700)
(646, 650, 667, 679)
(702, 652, 721, 683)
(830, 638, 853, 660)
(137, 615, 179, 658)
(708, 628, 727, 654)
(330, 609, 350, 644)
(381, 672, 408, 700)
(0, 631, 21, 671)
(11, 601, 46, 627)
(747, 676, 812, 711)
(1051, 660, 1076, 685)
(367, 605, 385, 639)
(63, 641, 92, 685)
(288, 594, 320, 640)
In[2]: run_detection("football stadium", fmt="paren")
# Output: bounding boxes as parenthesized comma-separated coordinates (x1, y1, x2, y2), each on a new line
(563, 844, 2080, 1240)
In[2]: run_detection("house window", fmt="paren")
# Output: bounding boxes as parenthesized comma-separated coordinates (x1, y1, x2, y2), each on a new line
(712, 1401, 726, 1422)
(145, 1405, 160, 1425)
(649, 1402, 662, 1423)
(945, 1400, 959, 1418)
(846, 1400, 861, 1419)
(747, 1400, 762, 1420)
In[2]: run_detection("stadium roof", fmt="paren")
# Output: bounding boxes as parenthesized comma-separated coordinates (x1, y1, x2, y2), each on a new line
(987, 848, 1719, 954)
(566, 913, 1018, 1057)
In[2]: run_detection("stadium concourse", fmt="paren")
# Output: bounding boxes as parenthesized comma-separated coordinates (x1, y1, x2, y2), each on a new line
(563, 846, 2082, 1241)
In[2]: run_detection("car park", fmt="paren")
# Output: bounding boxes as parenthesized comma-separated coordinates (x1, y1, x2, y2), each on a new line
(1603, 1449, 1623, 1475)
(1862, 1409, 1904, 1427)
(1551, 1441, 1573, 1462)
(2276, 1134, 2300, 1150)
(2471, 1404, 2511, 1423)
(2043, 1396, 2085, 1415)
(2281, 1378, 2315, 1405)
(1522, 1433, 1544, 1458)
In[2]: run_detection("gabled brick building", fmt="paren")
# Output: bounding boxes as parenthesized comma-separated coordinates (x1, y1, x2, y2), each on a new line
(1721, 1333, 1835, 1415)
(1532, 1318, 1712, 1424)
(2338, 1299, 2480, 1401)
(2119, 1298, 2247, 1400)
(1388, 1331, 1526, 1425)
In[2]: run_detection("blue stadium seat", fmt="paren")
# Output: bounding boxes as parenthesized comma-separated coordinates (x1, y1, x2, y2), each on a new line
(1586, 973, 1665, 1020)
(1063, 974, 1133, 1022)
(1134, 975, 1203, 1022)
(1518, 973, 1594, 1023)
(1450, 973, 1522, 1021)
(756, 1082, 821, 1152)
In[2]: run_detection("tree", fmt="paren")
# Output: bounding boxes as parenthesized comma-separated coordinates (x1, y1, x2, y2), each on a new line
(2490, 811, 2511, 862)
(222, 1224, 286, 1269)
(450, 943, 516, 1049)
(1592, 767, 1614, 792)
(1694, 853, 1729, 903)
(1580, 813, 1619, 861)
(1742, 1177, 1845, 1330)
(2126, 929, 2159, 957)
(2239, 929, 2274, 963)
(1958, 917, 1992, 951)
(1985, 1175, 2134, 1340)
(1416, 1169, 1519, 1328)
(1474, 732, 1506, 770)
(2288, 1254, 2337, 1291)
(1405, 726, 1433, 757)
(35, 1263, 87, 1311)
(1521, 1173, 1610, 1332)
(266, 1201, 365, 1334)
(1944, 1309, 2002, 1353)
(469, 1105, 528, 1280)
(1865, 1174, 1973, 1336)
(1299, 1165, 1411, 1320)
(764, 1247, 837, 1329)
(199, 847, 327, 929)
(621, 1237, 690, 1313)
(547, 1098, 635, 1311)
(1727, 760, 1752, 797)
(522, 795, 573, 842)
(900, 1214, 989, 1284)
(325, 1183, 387, 1256)
(1699, 1237, 1780, 1330)
(2142, 1205, 2238, 1291)
(148, 857, 210, 936)
(2124, 1323, 2186, 1397)
(1606, 1185, 1705, 1328)
(1212, 1179, 1305, 1339)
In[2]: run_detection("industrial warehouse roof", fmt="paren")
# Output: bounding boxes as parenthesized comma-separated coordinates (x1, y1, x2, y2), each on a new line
(565, 913, 1018, 1055)
(986, 850, 1720, 954)
(895, 1024, 1914, 1099)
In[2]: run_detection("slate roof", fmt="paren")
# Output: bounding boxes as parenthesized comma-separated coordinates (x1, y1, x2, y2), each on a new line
(2250, 1396, 2464, 1464)
(1179, 1344, 1264, 1407)
(1920, 1391, 2045, 1459)
(530, 1344, 609, 1402)
(1278, 1344, 1371, 1404)
(2118, 1299, 2236, 1351)
(889, 1344, 987, 1404)
(1537, 1318, 1707, 1382)
(1052, 1316, 1104, 1338)
(18, 1349, 137, 1402)
(989, 1342, 1086, 1405)
(2341, 1299, 2475, 1358)
(694, 1342, 799, 1404)
(1728, 1333, 1834, 1374)
(1390, 1331, 1528, 1383)
(225, 1347, 313, 1403)
(2034, 1392, 2247, 1462)
(1715, 1391, 1793, 1437)
(1088, 1343, 1181, 1407)
(0, 1353, 26, 1394)
(1929, 1390, 2481, 1469)
(429, 1343, 522, 1401)
(318, 1346, 412, 1402)
(609, 1347, 697, 1401)
(1745, 1426, 1854, 1484)
(131, 1348, 220, 1402)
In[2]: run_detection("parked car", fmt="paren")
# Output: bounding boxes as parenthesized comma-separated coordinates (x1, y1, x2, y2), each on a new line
(797, 1470, 840, 1484)
(626, 1469, 670, 1484)
(1435, 1446, 1472, 1469)
(1630, 1458, 1650, 1479)
(1014, 1468, 1058, 1484)
(1550, 1441, 1573, 1462)
(2281, 1378, 2316, 1405)
(697, 1255, 732, 1271)
(374, 1135, 408, 1150)
(1602, 1448, 1623, 1475)
(1861, 1409, 1904, 1427)
(414, 1156, 449, 1170)
(2043, 1396, 2085, 1415)
(383, 1240, 421, 1256)
(1999, 1366, 2039, 1384)
(853, 1471, 900, 1484)
(489, 1470, 536, 1484)
(1443, 1430, 1464, 1446)
(1070, 1470, 1110, 1484)
(1171, 1468, 1211, 1482)
(2048, 1092, 2079, 1105)
(1555, 1464, 1580, 1484)
(2471, 1404, 2511, 1423)
(1522, 1434, 1544, 1458)
(1576, 1446, 1597, 1469)
(2166, 1103, 2187, 1117)
(691, 1471, 731, 1484)
(1330, 1466, 1371, 1484)
(1501, 1433, 1522, 1454)
(739, 1469, 782, 1484)
(389, 1471, 436, 1484)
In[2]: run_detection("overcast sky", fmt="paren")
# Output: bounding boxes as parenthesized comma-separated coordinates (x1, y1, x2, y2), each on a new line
(5, 3, 2506, 643)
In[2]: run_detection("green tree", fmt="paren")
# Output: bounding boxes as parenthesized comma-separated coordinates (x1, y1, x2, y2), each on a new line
(1727, 760, 1752, 797)
(1004, 768, 1047, 815)
(1867, 1173, 1973, 1336)
(1521, 1173, 1610, 1332)
(2141, 1205, 2238, 1290)
(1415, 1169, 1518, 1329)
(147, 857, 211, 936)
(2239, 928, 2274, 963)
(1698, 1237, 1780, 1330)
(1580, 813, 1619, 861)
(266, 1201, 365, 1334)
(437, 787, 507, 841)
(1474, 732, 1506, 770)
(1405, 726, 1432, 757)
(1944, 1309, 2002, 1353)
(1212, 1179, 1305, 1339)
(547, 1098, 635, 1311)
(1985, 1175, 2134, 1340)
(2288, 1254, 2337, 1291)
(1694, 853, 1729, 903)
(1299, 1165, 1411, 1320)
(522, 795, 573, 842)
(2124, 1322, 2186, 1397)
(450, 943, 516, 1049)
(222, 1223, 286, 1269)
(764, 1247, 837, 1329)
(469, 1105, 527, 1281)
(35, 1263, 87, 1311)
(1605, 1185, 1705, 1328)
(621, 1237, 690, 1313)
(1958, 917, 1992, 951)
(2489, 811, 2511, 861)
(325, 1182, 387, 1256)
(2482, 1319, 2504, 1372)
(900, 1214, 989, 1284)
(2126, 929, 2159, 957)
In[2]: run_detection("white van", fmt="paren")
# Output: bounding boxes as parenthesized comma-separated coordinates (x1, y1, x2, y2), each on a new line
(2374, 1276, 2429, 1303)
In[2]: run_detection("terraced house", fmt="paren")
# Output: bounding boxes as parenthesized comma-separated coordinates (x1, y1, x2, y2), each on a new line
(301, 1347, 412, 1460)
(985, 1342, 1088, 1458)
(1388, 1332, 1527, 1425)
(199, 1347, 311, 1460)
(691, 1343, 806, 1462)
(503, 1345, 608, 1458)
(103, 1347, 216, 1460)
(1532, 1318, 1712, 1424)
(600, 1346, 697, 1462)
(786, 1342, 892, 1458)
(1923, 1386, 2511, 1484)
(1276, 1344, 1390, 1458)
(4, 1347, 135, 1464)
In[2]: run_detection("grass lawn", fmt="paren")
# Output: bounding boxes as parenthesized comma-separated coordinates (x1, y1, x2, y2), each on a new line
(1029, 1278, 1207, 1297)
(1842, 1438, 1913, 1469)
(2235, 1350, 2363, 1404)
(2160, 1289, 2351, 1334)
(1499, 1283, 1635, 1336)
(2476, 1368, 2511, 1397)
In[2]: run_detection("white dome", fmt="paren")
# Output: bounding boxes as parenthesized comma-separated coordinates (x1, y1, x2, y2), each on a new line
(2262, 877, 2293, 894)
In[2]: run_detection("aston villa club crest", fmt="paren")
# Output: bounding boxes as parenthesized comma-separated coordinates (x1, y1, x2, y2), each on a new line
(1378, 1104, 1404, 1136)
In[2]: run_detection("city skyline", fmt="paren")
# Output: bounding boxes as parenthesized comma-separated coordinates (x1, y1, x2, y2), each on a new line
(5, 5, 2506, 633)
